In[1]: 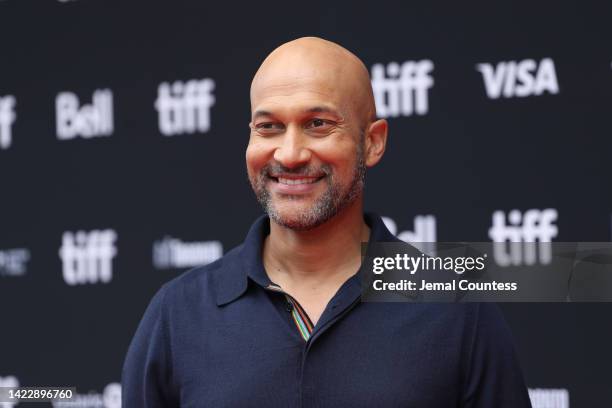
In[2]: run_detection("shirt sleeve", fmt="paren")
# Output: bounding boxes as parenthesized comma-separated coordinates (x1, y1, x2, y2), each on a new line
(461, 303, 532, 408)
(122, 285, 178, 408)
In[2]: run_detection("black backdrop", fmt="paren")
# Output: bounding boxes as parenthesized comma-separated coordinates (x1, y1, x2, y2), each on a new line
(1, 1, 611, 407)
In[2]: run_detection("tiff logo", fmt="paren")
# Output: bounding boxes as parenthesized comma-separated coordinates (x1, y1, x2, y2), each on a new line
(153, 236, 223, 269)
(371, 60, 434, 118)
(0, 248, 30, 277)
(382, 215, 437, 256)
(155, 79, 216, 136)
(0, 95, 16, 150)
(58, 229, 117, 285)
(476, 58, 559, 99)
(56, 89, 113, 140)
(488, 209, 558, 267)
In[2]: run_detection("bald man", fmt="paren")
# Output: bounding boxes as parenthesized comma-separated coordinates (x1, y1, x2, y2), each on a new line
(122, 37, 532, 407)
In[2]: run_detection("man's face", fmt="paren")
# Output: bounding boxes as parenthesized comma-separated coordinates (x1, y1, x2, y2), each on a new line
(246, 71, 367, 231)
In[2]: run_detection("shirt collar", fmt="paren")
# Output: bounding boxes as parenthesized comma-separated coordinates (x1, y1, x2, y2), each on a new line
(214, 212, 399, 306)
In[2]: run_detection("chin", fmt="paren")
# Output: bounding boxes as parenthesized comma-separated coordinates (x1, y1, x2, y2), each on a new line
(268, 206, 322, 231)
(273, 207, 313, 223)
(270, 216, 324, 232)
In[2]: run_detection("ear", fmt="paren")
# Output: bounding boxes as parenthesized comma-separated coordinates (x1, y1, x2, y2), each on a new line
(364, 119, 388, 167)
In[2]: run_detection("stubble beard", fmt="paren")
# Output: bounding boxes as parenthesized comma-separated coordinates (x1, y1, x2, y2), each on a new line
(250, 143, 366, 231)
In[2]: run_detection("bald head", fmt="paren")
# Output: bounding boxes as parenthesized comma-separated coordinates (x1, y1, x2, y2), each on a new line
(246, 37, 389, 230)
(250, 37, 376, 128)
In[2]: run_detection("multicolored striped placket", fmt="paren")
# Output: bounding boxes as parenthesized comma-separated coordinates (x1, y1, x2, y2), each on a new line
(267, 283, 314, 341)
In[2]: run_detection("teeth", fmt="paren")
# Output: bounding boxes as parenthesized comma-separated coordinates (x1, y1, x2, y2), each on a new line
(277, 177, 320, 185)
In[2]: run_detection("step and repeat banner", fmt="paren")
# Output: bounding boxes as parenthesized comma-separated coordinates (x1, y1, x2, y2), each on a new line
(1, 1, 611, 407)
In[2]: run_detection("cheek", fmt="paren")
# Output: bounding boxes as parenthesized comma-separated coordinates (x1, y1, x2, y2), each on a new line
(245, 141, 272, 175)
(316, 143, 360, 179)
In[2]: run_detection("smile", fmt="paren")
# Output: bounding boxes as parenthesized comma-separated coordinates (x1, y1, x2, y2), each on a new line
(267, 174, 326, 194)
(277, 177, 322, 185)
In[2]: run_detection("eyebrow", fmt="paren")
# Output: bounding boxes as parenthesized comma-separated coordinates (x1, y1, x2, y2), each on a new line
(252, 110, 273, 121)
(252, 106, 343, 121)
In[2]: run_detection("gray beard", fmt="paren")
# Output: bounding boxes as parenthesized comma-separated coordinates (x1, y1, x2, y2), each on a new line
(250, 145, 366, 231)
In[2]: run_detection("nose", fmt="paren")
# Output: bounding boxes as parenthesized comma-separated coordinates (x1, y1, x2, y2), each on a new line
(273, 124, 311, 168)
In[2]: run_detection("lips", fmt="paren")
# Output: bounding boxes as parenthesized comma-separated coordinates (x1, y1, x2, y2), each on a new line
(277, 177, 323, 185)
(267, 174, 326, 194)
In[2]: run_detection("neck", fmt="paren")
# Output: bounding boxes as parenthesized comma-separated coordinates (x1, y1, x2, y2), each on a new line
(263, 199, 370, 286)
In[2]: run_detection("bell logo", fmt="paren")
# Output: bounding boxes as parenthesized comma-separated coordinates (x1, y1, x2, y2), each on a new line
(56, 89, 113, 140)
(59, 229, 117, 285)
(154, 79, 216, 136)
(488, 209, 558, 267)
(476, 58, 559, 99)
(0, 95, 16, 150)
(371, 60, 434, 118)
(382, 215, 437, 256)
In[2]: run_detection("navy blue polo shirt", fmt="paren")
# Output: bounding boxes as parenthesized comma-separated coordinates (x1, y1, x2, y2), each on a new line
(122, 213, 532, 407)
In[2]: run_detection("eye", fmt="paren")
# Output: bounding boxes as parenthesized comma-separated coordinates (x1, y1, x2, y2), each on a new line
(305, 118, 332, 129)
(253, 122, 285, 135)
(256, 122, 282, 129)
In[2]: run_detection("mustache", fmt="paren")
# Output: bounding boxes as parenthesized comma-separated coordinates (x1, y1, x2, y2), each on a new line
(262, 163, 332, 177)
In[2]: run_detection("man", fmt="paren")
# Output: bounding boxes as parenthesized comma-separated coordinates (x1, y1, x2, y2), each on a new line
(122, 37, 532, 407)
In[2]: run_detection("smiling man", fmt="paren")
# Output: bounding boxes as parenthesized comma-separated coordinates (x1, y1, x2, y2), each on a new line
(245, 38, 384, 327)
(122, 37, 532, 407)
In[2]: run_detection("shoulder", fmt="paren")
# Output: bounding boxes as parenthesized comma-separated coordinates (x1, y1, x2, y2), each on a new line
(459, 303, 531, 405)
(155, 243, 245, 309)
(434, 303, 510, 345)
(469, 303, 512, 340)
(404, 303, 508, 347)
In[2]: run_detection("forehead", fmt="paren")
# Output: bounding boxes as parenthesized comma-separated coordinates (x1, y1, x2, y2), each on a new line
(252, 79, 346, 115)
(250, 54, 357, 116)
(253, 72, 346, 105)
